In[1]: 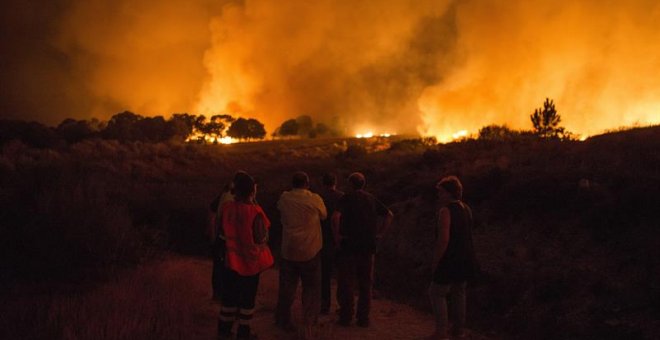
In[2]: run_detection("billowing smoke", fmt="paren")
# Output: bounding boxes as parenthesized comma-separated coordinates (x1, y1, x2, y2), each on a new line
(196, 0, 454, 134)
(0, 0, 224, 124)
(54, 0, 224, 120)
(419, 0, 660, 140)
(1, 0, 659, 137)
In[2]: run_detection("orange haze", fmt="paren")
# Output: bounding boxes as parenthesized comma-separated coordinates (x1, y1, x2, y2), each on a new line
(1, 0, 659, 138)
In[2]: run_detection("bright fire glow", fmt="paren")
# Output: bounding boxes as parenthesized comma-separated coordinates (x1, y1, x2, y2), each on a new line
(452, 130, 469, 140)
(216, 136, 234, 144)
(422, 126, 474, 144)
(185, 130, 238, 144)
(31, 1, 660, 137)
(355, 131, 395, 138)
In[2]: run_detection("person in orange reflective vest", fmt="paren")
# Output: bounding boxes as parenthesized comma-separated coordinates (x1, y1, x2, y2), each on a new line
(217, 172, 273, 340)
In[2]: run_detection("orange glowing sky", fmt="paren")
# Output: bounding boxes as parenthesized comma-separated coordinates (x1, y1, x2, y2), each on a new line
(1, 0, 659, 139)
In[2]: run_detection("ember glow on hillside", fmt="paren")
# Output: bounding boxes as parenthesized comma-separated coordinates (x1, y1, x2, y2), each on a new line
(355, 132, 395, 139)
(1, 0, 659, 137)
(185, 131, 237, 144)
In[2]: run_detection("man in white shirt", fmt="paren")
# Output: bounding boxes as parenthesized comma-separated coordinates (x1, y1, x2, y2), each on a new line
(275, 171, 327, 332)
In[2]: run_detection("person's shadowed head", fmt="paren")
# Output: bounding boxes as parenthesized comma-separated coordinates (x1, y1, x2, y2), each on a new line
(348, 172, 366, 190)
(292, 171, 309, 189)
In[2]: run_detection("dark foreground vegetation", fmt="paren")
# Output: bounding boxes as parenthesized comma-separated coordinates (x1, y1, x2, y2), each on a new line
(1, 125, 659, 339)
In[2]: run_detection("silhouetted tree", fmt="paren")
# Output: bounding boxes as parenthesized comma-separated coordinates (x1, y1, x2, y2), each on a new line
(135, 116, 168, 142)
(103, 111, 143, 141)
(207, 114, 235, 137)
(274, 115, 335, 138)
(296, 115, 314, 137)
(531, 98, 565, 138)
(227, 118, 266, 140)
(197, 116, 219, 136)
(0, 119, 61, 148)
(277, 119, 299, 137)
(213, 114, 236, 127)
(182, 114, 236, 143)
(247, 119, 267, 140)
(183, 115, 208, 143)
(167, 113, 197, 141)
(88, 118, 105, 132)
(193, 115, 208, 132)
(56, 118, 96, 144)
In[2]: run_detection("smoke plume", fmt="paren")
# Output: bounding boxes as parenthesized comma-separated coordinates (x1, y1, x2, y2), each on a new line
(419, 0, 660, 140)
(195, 0, 453, 135)
(1, 0, 659, 138)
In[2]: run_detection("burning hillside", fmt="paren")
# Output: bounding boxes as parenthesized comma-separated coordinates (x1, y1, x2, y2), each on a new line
(2, 0, 660, 139)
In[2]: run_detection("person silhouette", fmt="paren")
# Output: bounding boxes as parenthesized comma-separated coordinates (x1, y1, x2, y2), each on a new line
(427, 176, 477, 339)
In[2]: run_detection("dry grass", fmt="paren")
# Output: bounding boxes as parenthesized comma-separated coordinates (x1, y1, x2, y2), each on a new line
(0, 257, 213, 340)
(1, 127, 659, 338)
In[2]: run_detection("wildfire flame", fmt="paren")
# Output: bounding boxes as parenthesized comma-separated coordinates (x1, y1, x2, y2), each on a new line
(217, 136, 236, 144)
(19, 1, 659, 137)
(355, 131, 395, 139)
(184, 130, 238, 144)
(426, 129, 472, 144)
(452, 130, 469, 140)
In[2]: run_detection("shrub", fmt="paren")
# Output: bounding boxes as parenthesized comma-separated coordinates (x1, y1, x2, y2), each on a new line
(0, 170, 146, 283)
(338, 143, 367, 159)
(478, 124, 519, 141)
(0, 259, 204, 340)
(388, 137, 437, 152)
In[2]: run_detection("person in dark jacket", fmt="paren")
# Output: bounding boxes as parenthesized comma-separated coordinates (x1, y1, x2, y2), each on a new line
(318, 173, 344, 314)
(427, 176, 477, 339)
(332, 172, 393, 327)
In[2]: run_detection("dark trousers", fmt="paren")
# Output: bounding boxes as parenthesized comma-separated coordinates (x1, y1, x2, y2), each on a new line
(275, 252, 322, 326)
(218, 270, 260, 338)
(211, 240, 226, 298)
(429, 281, 467, 336)
(212, 257, 224, 298)
(336, 250, 374, 323)
(320, 246, 335, 312)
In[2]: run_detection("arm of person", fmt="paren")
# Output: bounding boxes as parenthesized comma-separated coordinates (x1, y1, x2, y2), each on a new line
(374, 198, 393, 235)
(208, 212, 217, 242)
(378, 209, 394, 235)
(317, 195, 328, 220)
(252, 213, 269, 245)
(432, 207, 451, 271)
(207, 195, 221, 242)
(463, 202, 474, 229)
(331, 211, 342, 248)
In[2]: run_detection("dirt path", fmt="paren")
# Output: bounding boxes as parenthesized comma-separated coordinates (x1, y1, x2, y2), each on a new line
(182, 256, 487, 340)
